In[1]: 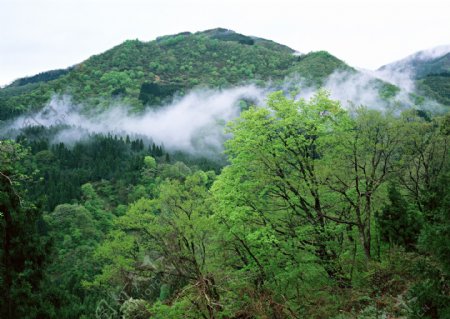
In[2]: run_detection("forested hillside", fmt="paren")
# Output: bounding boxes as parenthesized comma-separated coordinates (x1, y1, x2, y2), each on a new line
(1, 29, 449, 319)
(0, 28, 352, 120)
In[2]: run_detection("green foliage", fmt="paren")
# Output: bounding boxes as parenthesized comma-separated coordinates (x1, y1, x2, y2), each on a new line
(377, 185, 421, 250)
(213, 91, 352, 288)
(138, 82, 180, 106)
(17, 130, 161, 210)
(40, 204, 104, 318)
(120, 298, 151, 319)
(0, 141, 50, 319)
(417, 73, 450, 106)
(408, 259, 450, 318)
(381, 51, 450, 105)
(379, 82, 401, 100)
(412, 53, 450, 79)
(1, 89, 449, 318)
(407, 171, 450, 318)
(204, 28, 255, 45)
(9, 68, 71, 87)
(292, 51, 351, 85)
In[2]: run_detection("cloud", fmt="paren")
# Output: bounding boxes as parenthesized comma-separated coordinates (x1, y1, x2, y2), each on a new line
(323, 71, 390, 108)
(368, 67, 415, 93)
(371, 44, 450, 92)
(410, 44, 450, 61)
(6, 86, 265, 155)
(3, 61, 445, 155)
(285, 70, 411, 111)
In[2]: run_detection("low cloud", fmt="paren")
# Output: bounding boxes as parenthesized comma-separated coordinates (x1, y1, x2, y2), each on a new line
(286, 70, 412, 111)
(409, 44, 450, 61)
(2, 60, 445, 155)
(6, 86, 265, 155)
(372, 45, 450, 92)
(323, 71, 391, 108)
(368, 67, 415, 93)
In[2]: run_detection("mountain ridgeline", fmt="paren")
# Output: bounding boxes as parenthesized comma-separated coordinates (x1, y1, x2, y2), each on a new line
(379, 47, 450, 105)
(1, 28, 353, 120)
(2, 28, 449, 123)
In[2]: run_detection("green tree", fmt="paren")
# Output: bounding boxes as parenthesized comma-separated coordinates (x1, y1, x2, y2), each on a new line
(325, 108, 405, 259)
(0, 140, 49, 319)
(398, 112, 449, 214)
(377, 184, 421, 250)
(212, 91, 353, 295)
(41, 204, 103, 318)
(91, 169, 220, 318)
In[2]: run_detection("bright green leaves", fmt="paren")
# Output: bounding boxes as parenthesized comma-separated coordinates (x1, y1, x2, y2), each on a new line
(89, 169, 219, 317)
(100, 71, 132, 88)
(143, 155, 156, 171)
(212, 91, 355, 309)
(8, 86, 447, 318)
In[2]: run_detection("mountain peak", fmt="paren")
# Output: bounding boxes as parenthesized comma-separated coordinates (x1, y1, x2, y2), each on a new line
(198, 27, 237, 36)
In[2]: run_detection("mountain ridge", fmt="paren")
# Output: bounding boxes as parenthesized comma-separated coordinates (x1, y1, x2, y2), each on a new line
(0, 28, 351, 120)
(1, 28, 448, 122)
(378, 45, 450, 105)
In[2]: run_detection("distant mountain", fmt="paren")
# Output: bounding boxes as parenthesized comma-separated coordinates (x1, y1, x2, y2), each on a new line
(379, 45, 450, 79)
(379, 45, 450, 105)
(0, 28, 352, 121)
(1, 29, 448, 122)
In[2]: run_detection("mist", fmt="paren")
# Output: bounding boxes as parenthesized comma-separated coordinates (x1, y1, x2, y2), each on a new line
(371, 45, 450, 92)
(3, 60, 445, 155)
(322, 71, 393, 109)
(287, 69, 415, 111)
(7, 86, 265, 155)
(400, 44, 450, 62)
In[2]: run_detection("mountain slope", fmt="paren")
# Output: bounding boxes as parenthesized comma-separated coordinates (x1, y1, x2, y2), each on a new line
(379, 45, 450, 105)
(418, 73, 450, 105)
(0, 28, 350, 121)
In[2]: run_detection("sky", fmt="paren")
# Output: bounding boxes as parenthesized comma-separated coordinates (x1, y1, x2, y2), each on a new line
(1, 0, 449, 86)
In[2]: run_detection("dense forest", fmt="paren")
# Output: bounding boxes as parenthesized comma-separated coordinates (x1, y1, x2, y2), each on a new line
(1, 29, 450, 318)
(1, 91, 449, 318)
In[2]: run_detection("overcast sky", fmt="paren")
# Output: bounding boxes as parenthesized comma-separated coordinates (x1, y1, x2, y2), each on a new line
(1, 0, 449, 86)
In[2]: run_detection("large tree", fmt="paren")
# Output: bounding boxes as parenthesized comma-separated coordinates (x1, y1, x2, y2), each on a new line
(212, 91, 354, 292)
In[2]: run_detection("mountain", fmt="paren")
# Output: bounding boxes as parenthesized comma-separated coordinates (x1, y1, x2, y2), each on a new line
(378, 45, 450, 105)
(0, 28, 350, 121)
(2, 29, 449, 123)
(379, 45, 450, 78)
